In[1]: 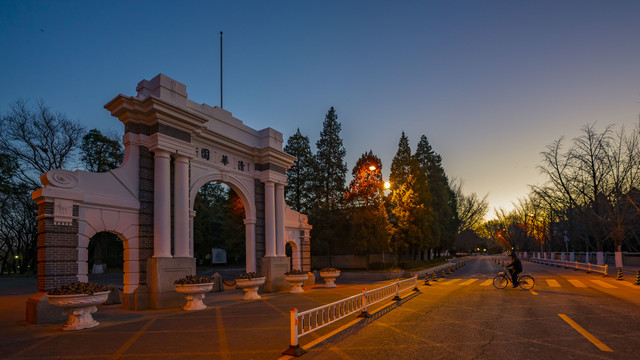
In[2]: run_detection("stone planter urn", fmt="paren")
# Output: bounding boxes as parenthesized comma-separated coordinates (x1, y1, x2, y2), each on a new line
(236, 277, 266, 300)
(320, 268, 341, 288)
(284, 273, 309, 294)
(174, 283, 214, 311)
(47, 291, 110, 330)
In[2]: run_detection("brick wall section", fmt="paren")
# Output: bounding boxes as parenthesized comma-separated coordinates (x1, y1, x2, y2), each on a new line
(138, 145, 155, 285)
(254, 179, 265, 273)
(156, 123, 190, 143)
(124, 122, 190, 142)
(36, 203, 79, 291)
(301, 237, 311, 272)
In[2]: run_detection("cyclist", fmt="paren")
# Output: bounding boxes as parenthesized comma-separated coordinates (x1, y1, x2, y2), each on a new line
(505, 252, 522, 288)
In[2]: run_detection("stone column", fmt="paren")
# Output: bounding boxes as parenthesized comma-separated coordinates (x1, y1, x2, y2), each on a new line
(264, 182, 276, 257)
(275, 183, 285, 256)
(244, 218, 256, 272)
(174, 156, 190, 257)
(153, 150, 172, 258)
(189, 210, 196, 257)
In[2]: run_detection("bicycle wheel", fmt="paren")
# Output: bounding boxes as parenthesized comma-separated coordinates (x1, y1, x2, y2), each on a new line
(493, 275, 508, 289)
(518, 275, 535, 290)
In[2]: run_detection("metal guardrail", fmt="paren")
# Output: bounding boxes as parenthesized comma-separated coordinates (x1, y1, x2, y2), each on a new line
(283, 275, 419, 356)
(530, 257, 608, 276)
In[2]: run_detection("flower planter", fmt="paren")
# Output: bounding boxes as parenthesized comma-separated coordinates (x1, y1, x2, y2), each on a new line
(235, 277, 266, 300)
(284, 274, 309, 294)
(174, 283, 214, 311)
(47, 291, 110, 330)
(320, 271, 341, 288)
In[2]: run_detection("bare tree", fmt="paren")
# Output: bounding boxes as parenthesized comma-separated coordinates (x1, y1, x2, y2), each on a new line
(0, 99, 84, 273)
(531, 123, 640, 261)
(0, 99, 85, 189)
(451, 178, 489, 233)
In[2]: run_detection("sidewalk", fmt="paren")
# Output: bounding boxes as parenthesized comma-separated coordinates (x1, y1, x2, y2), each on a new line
(0, 273, 429, 360)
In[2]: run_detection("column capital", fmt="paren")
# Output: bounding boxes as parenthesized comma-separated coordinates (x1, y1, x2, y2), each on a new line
(243, 218, 257, 225)
(153, 148, 171, 158)
(174, 155, 190, 164)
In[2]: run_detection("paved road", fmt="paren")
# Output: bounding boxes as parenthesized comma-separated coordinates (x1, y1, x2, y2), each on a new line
(293, 257, 640, 360)
(1, 257, 638, 359)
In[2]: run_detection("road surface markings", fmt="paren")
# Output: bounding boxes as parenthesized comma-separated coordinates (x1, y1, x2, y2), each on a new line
(440, 279, 462, 285)
(546, 279, 561, 287)
(616, 281, 638, 288)
(111, 318, 157, 359)
(529, 290, 538, 295)
(557, 314, 613, 352)
(589, 280, 617, 289)
(215, 307, 231, 360)
(567, 279, 587, 287)
(459, 279, 478, 286)
(479, 279, 493, 286)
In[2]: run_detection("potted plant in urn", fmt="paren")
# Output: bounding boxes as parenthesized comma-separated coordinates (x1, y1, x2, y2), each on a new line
(319, 267, 341, 288)
(235, 272, 266, 300)
(47, 282, 111, 330)
(174, 275, 214, 311)
(284, 269, 309, 294)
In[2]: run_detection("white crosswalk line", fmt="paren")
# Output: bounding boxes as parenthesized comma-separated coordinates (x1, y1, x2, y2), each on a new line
(590, 279, 617, 289)
(546, 279, 561, 287)
(616, 281, 638, 288)
(460, 279, 478, 286)
(567, 279, 587, 287)
(440, 279, 462, 285)
(479, 279, 493, 286)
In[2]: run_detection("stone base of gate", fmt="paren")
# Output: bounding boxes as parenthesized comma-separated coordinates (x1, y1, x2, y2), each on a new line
(261, 256, 290, 293)
(122, 285, 149, 310)
(147, 257, 196, 309)
(26, 291, 67, 324)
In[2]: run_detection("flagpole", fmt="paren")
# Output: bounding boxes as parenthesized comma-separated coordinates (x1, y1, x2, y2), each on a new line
(220, 31, 223, 109)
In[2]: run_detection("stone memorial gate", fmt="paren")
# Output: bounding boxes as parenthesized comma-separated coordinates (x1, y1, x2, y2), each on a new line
(27, 74, 311, 323)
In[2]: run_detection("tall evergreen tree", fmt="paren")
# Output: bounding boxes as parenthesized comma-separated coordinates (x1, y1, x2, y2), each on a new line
(389, 132, 412, 191)
(283, 128, 316, 214)
(309, 107, 348, 261)
(389, 174, 425, 263)
(345, 151, 384, 207)
(314, 107, 347, 208)
(414, 135, 459, 251)
(345, 151, 390, 261)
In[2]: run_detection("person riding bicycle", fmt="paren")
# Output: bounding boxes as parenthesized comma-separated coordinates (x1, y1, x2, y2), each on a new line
(505, 252, 522, 288)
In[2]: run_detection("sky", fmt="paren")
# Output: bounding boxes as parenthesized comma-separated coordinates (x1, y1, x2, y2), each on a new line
(1, 0, 639, 218)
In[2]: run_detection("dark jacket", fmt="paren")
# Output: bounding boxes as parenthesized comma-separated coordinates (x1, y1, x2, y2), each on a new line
(507, 258, 522, 272)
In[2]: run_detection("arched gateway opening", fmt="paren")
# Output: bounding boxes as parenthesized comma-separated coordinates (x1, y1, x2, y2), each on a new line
(192, 182, 246, 269)
(27, 74, 311, 323)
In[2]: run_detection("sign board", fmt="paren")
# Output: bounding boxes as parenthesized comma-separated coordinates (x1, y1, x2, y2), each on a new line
(211, 248, 227, 264)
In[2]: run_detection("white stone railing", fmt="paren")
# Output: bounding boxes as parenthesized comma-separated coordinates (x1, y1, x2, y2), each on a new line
(283, 275, 419, 356)
(530, 257, 608, 276)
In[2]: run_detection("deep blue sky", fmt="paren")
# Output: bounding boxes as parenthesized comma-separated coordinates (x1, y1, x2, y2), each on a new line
(2, 0, 639, 217)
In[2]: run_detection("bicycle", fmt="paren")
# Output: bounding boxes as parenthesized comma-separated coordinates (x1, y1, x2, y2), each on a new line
(493, 268, 535, 290)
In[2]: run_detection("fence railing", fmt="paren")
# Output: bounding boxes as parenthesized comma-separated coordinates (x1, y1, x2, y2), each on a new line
(283, 275, 419, 356)
(530, 257, 608, 276)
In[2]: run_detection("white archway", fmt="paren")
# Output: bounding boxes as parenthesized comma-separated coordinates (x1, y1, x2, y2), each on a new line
(29, 74, 311, 321)
(190, 170, 257, 272)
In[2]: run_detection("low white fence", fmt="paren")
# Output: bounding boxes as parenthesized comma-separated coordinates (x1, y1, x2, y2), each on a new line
(283, 275, 419, 356)
(530, 257, 608, 276)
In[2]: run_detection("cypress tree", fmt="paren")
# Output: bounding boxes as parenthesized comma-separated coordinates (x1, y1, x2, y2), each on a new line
(414, 135, 459, 252)
(309, 107, 348, 260)
(389, 132, 412, 191)
(284, 128, 316, 214)
(314, 107, 347, 208)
